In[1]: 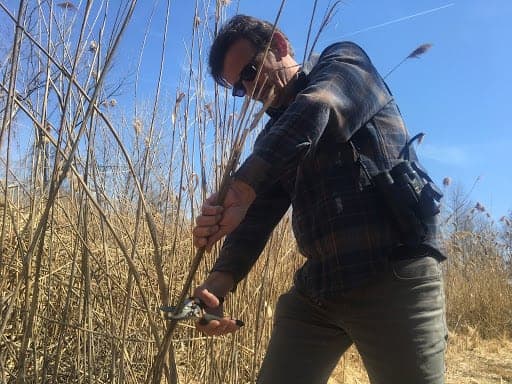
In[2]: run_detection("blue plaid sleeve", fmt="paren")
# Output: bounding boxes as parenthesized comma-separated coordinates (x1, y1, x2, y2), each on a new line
(235, 42, 392, 194)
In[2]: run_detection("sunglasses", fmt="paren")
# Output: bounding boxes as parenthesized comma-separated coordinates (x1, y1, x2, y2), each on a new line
(232, 61, 259, 97)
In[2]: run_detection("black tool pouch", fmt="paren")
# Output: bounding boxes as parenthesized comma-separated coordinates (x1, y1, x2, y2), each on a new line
(373, 160, 443, 246)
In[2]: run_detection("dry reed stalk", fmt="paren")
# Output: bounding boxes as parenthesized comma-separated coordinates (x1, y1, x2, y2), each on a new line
(306, 0, 342, 62)
(15, 1, 102, 378)
(384, 42, 434, 79)
(0, 1, 26, 150)
(302, 0, 319, 66)
(0, 1, 27, 304)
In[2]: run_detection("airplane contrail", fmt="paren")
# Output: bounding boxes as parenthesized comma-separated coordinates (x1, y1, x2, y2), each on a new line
(340, 3, 455, 38)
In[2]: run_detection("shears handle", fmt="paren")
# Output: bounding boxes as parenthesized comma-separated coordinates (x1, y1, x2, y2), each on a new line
(196, 296, 244, 327)
(198, 312, 245, 327)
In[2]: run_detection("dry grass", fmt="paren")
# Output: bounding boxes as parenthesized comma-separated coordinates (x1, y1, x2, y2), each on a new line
(444, 229, 512, 339)
(0, 197, 301, 382)
(1, 191, 511, 383)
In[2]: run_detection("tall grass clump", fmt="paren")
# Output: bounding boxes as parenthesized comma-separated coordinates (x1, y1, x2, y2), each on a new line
(441, 184, 512, 339)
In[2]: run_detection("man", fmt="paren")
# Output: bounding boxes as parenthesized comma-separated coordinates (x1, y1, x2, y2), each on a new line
(193, 14, 447, 384)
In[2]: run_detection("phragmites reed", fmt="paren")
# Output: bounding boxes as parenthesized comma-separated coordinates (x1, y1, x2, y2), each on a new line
(407, 43, 433, 59)
(56, 1, 76, 10)
(384, 42, 433, 79)
(305, 0, 342, 62)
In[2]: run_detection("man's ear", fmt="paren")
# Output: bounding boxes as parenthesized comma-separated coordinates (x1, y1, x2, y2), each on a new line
(271, 31, 289, 60)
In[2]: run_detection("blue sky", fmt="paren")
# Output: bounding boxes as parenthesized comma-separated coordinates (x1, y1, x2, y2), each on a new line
(118, 0, 511, 218)
(2, 0, 509, 218)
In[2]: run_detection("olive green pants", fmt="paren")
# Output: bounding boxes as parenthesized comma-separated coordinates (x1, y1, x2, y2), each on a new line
(257, 256, 447, 384)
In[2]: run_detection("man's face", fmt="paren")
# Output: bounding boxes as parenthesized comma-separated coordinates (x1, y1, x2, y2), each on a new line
(222, 38, 289, 105)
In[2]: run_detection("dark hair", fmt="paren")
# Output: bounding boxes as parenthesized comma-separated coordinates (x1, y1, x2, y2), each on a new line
(209, 14, 293, 87)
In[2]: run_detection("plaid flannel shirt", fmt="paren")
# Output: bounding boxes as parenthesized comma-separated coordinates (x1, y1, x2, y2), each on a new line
(212, 41, 444, 298)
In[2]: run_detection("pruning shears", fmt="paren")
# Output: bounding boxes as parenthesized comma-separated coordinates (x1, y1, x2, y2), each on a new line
(160, 297, 244, 327)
